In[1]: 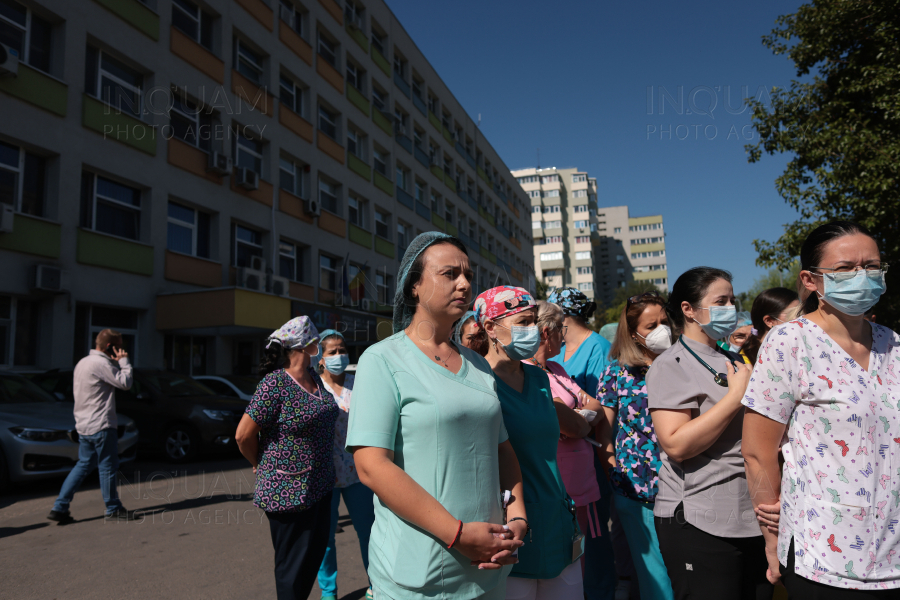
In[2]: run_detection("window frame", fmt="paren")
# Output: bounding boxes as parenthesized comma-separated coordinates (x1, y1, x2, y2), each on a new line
(0, 141, 45, 216)
(83, 172, 142, 241)
(317, 28, 338, 67)
(172, 0, 213, 50)
(318, 178, 339, 214)
(233, 129, 263, 174)
(234, 38, 264, 84)
(279, 73, 304, 115)
(233, 223, 263, 268)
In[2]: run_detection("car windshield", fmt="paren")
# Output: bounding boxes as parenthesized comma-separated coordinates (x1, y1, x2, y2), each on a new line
(142, 372, 216, 397)
(0, 374, 56, 404)
(224, 376, 261, 395)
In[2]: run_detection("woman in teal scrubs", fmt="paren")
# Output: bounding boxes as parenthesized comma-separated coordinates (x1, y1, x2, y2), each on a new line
(347, 233, 527, 600)
(472, 285, 586, 600)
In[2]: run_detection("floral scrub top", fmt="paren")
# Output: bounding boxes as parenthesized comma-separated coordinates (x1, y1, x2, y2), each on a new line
(598, 360, 662, 503)
(321, 373, 360, 488)
(743, 318, 900, 590)
(246, 368, 338, 513)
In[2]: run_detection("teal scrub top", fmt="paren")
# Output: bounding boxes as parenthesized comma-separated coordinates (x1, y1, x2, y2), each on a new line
(346, 332, 512, 600)
(495, 364, 579, 580)
(550, 332, 611, 398)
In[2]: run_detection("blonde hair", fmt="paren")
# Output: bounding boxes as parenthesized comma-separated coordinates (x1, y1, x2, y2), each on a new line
(536, 301, 564, 333)
(609, 295, 668, 368)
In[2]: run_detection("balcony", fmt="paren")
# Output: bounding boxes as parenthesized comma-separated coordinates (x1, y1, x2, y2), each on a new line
(77, 229, 153, 276)
(171, 27, 224, 83)
(371, 47, 390, 76)
(393, 72, 411, 98)
(413, 145, 430, 168)
(156, 288, 291, 332)
(415, 201, 430, 220)
(0, 213, 61, 258)
(347, 84, 370, 116)
(164, 251, 221, 287)
(428, 110, 441, 131)
(82, 94, 156, 155)
(93, 0, 159, 40)
(375, 236, 395, 258)
(234, 0, 274, 30)
(349, 223, 372, 248)
(317, 56, 344, 93)
(372, 108, 392, 135)
(0, 63, 67, 117)
(347, 152, 371, 180)
(396, 187, 414, 210)
(374, 171, 394, 195)
(345, 22, 369, 52)
(412, 93, 426, 116)
(395, 132, 412, 154)
(279, 20, 313, 65)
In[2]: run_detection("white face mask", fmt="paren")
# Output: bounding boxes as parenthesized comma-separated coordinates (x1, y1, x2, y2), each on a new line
(634, 325, 672, 354)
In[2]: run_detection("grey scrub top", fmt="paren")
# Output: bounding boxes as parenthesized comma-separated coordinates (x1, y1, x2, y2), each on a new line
(646, 335, 760, 538)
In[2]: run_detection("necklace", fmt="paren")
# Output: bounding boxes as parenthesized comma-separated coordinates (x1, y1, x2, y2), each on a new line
(678, 336, 735, 387)
(434, 347, 455, 369)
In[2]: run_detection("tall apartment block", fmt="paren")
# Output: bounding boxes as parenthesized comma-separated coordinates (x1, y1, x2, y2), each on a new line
(512, 166, 666, 306)
(0, 0, 534, 374)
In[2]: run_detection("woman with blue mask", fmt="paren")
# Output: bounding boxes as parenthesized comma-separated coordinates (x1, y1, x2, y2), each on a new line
(473, 286, 586, 600)
(315, 329, 375, 600)
(647, 267, 771, 600)
(743, 221, 899, 597)
(718, 311, 754, 364)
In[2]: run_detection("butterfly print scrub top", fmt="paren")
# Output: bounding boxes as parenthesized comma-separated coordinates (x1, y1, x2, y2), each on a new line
(743, 318, 900, 590)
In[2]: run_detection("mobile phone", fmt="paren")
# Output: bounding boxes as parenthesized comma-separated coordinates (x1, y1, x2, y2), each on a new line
(105, 343, 119, 358)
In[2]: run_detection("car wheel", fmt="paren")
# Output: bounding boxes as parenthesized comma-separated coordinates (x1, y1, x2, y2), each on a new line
(0, 446, 9, 494)
(162, 425, 198, 463)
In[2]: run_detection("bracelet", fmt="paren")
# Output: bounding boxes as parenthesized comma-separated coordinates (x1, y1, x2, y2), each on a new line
(508, 517, 531, 541)
(447, 520, 463, 549)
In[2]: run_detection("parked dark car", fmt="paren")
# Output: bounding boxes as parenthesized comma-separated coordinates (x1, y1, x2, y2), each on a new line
(31, 369, 246, 463)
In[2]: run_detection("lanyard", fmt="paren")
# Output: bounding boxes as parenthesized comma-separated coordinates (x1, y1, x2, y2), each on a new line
(528, 358, 583, 407)
(678, 336, 736, 387)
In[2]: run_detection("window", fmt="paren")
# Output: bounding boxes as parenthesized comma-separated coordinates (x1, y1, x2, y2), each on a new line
(542, 205, 560, 213)
(343, 0, 364, 28)
(413, 127, 424, 149)
(233, 130, 262, 174)
(392, 52, 406, 79)
(375, 208, 389, 238)
(543, 236, 562, 244)
(517, 175, 538, 184)
(170, 94, 213, 152)
(412, 78, 423, 100)
(532, 220, 541, 229)
(543, 270, 558, 278)
(445, 202, 453, 224)
(279, 73, 304, 115)
(572, 174, 587, 183)
(376, 272, 392, 304)
(372, 86, 387, 111)
(632, 250, 666, 259)
(632, 236, 664, 245)
(319, 255, 338, 291)
(0, 141, 45, 216)
(370, 29, 385, 56)
(543, 220, 562, 229)
(578, 282, 593, 291)
(617, 254, 624, 262)
(373, 148, 388, 176)
(629, 223, 663, 232)
(541, 174, 559, 183)
(427, 93, 438, 114)
(539, 252, 563, 262)
(574, 204, 588, 212)
(0, 0, 51, 72)
(77, 305, 138, 367)
(279, 240, 304, 281)
(172, 0, 213, 49)
(573, 190, 587, 198)
(544, 189, 559, 198)
(574, 220, 589, 228)
(348, 195, 367, 229)
(85, 47, 142, 117)
(279, 0, 306, 37)
(430, 190, 440, 213)
(80, 172, 141, 240)
(575, 251, 591, 260)
(0, 295, 40, 366)
(279, 157, 307, 197)
(318, 178, 339, 213)
(531, 206, 540, 214)
(575, 236, 589, 244)
(317, 29, 337, 67)
(613, 227, 622, 234)
(167, 201, 210, 258)
(234, 39, 263, 84)
(528, 190, 540, 199)
(346, 60, 365, 92)
(397, 221, 410, 254)
(318, 104, 338, 139)
(346, 127, 366, 159)
(577, 267, 593, 275)
(233, 224, 262, 267)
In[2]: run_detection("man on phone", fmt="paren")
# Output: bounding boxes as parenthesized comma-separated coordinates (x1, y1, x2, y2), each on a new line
(47, 329, 135, 522)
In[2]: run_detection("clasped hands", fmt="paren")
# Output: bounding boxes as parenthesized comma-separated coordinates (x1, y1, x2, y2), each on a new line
(453, 520, 528, 570)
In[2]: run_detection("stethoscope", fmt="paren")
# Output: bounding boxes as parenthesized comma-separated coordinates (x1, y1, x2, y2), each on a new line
(678, 336, 738, 387)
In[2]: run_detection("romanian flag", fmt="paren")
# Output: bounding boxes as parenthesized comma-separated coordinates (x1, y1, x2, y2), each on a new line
(349, 269, 365, 303)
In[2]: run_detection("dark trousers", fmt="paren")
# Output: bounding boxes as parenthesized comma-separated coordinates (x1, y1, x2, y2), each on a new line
(654, 503, 772, 600)
(782, 539, 900, 599)
(266, 492, 332, 600)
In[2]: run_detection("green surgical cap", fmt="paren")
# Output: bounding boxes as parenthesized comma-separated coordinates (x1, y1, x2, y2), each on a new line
(393, 231, 454, 333)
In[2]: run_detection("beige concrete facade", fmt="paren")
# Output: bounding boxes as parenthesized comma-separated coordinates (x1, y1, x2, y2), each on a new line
(0, 0, 534, 373)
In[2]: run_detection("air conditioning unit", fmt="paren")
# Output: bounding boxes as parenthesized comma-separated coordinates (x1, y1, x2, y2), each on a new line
(236, 167, 259, 190)
(360, 298, 373, 311)
(33, 265, 65, 293)
(207, 151, 232, 175)
(249, 256, 267, 272)
(238, 267, 265, 291)
(0, 43, 19, 77)
(270, 275, 291, 297)
(304, 198, 321, 216)
(0, 203, 13, 233)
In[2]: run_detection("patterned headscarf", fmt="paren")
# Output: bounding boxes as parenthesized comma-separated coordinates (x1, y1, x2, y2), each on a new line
(547, 287, 596, 320)
(266, 316, 320, 350)
(473, 286, 536, 326)
(393, 231, 455, 334)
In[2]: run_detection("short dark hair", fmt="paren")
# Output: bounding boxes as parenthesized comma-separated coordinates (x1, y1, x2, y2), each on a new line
(666, 267, 733, 330)
(95, 329, 122, 349)
(402, 237, 468, 309)
(743, 287, 799, 364)
(799, 221, 876, 314)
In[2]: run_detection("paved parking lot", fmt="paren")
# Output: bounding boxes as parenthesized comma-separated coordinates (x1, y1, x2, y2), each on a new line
(0, 458, 370, 600)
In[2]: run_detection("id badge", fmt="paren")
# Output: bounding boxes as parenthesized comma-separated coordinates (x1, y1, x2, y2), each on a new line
(571, 532, 585, 563)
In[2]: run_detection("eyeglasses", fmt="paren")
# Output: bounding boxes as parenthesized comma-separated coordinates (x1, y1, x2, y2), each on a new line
(558, 325, 568, 337)
(809, 263, 888, 275)
(627, 291, 661, 305)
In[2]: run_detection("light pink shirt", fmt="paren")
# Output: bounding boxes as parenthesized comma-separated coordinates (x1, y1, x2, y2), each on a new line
(72, 350, 132, 435)
(528, 359, 601, 506)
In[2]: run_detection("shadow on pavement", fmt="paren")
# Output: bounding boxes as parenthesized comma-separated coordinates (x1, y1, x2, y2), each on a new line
(341, 588, 368, 600)
(134, 492, 253, 516)
(0, 521, 50, 539)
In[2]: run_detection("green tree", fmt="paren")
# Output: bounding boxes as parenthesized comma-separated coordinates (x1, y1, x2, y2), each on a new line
(593, 281, 667, 331)
(736, 261, 802, 310)
(534, 279, 551, 301)
(746, 0, 900, 324)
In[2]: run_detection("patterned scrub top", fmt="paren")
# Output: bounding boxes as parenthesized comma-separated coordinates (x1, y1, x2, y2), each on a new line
(321, 373, 360, 488)
(598, 360, 662, 503)
(743, 318, 900, 590)
(246, 368, 338, 513)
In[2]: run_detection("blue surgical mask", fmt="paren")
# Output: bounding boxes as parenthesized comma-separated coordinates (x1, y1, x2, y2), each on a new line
(692, 305, 737, 340)
(817, 270, 886, 316)
(324, 354, 349, 375)
(494, 324, 541, 361)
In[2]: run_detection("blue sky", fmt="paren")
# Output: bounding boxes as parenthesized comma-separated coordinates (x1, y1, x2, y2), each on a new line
(386, 0, 808, 294)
